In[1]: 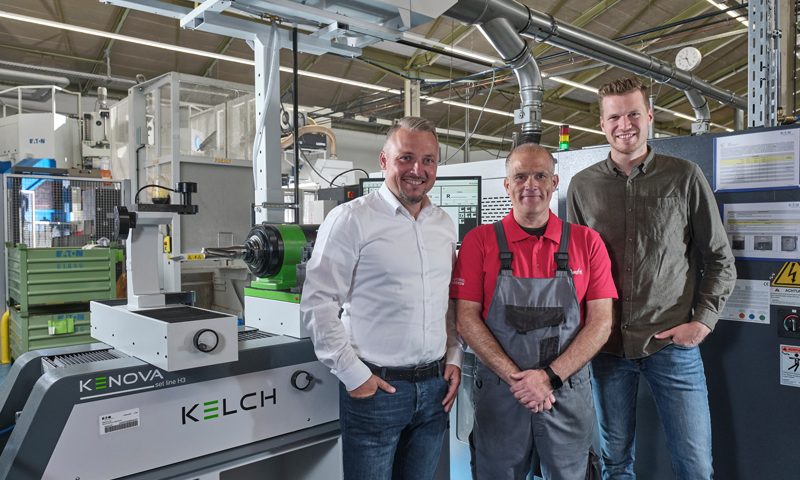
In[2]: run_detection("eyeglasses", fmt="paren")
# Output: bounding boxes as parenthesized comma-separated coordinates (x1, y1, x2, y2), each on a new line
(509, 172, 555, 184)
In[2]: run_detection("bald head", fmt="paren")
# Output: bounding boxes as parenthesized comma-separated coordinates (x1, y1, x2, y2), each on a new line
(505, 143, 556, 176)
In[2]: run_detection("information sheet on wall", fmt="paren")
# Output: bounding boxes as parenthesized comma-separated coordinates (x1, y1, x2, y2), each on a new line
(720, 279, 770, 324)
(723, 202, 800, 260)
(714, 129, 800, 191)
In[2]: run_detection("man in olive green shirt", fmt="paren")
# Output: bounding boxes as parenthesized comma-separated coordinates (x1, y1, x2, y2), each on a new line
(567, 77, 736, 480)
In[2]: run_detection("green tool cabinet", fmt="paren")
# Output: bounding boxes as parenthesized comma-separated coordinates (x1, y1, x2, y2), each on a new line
(6, 245, 121, 358)
(8, 309, 93, 359)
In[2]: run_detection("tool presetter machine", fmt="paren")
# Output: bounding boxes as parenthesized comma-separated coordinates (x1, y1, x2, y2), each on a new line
(0, 183, 341, 480)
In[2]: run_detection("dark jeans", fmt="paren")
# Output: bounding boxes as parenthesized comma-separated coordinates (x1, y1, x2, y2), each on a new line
(339, 376, 449, 480)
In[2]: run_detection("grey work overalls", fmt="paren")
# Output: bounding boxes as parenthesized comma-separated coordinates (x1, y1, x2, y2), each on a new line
(472, 221, 596, 480)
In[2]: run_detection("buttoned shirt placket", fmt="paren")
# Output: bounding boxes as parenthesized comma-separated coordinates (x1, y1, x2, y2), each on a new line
(619, 164, 645, 358)
(401, 206, 433, 361)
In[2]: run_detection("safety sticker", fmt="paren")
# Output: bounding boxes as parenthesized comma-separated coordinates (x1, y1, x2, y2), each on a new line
(772, 262, 800, 288)
(780, 345, 800, 388)
(772, 286, 800, 307)
(99, 408, 140, 435)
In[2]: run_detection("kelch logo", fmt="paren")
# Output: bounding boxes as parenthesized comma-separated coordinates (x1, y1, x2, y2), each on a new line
(181, 389, 277, 424)
(79, 369, 164, 393)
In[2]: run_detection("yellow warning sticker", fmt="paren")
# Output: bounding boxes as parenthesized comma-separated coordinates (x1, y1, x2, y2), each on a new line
(772, 262, 800, 288)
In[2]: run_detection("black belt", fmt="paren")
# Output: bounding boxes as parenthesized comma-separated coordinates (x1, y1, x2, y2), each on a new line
(363, 358, 444, 382)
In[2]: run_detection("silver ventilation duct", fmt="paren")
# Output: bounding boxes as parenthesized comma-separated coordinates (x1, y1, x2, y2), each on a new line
(479, 17, 542, 144)
(445, 0, 746, 113)
(684, 89, 710, 134)
(0, 68, 70, 102)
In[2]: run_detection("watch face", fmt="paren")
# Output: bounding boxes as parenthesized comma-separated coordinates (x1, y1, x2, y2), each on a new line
(676, 47, 702, 71)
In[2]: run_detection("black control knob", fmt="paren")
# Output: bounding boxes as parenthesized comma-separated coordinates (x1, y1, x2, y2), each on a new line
(291, 370, 315, 390)
(193, 329, 219, 353)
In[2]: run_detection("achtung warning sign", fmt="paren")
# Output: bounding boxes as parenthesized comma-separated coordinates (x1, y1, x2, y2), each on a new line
(780, 344, 800, 388)
(772, 262, 800, 288)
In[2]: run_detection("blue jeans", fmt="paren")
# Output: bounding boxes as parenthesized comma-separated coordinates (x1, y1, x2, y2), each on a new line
(591, 345, 713, 480)
(339, 376, 449, 480)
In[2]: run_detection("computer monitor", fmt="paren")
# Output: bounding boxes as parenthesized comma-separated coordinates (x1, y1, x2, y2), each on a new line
(359, 176, 481, 244)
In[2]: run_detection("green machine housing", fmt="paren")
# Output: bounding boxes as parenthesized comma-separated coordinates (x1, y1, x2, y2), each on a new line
(242, 224, 318, 304)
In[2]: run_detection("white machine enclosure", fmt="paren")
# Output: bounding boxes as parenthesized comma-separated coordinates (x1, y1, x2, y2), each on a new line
(30, 356, 339, 479)
(0, 113, 80, 167)
(245, 296, 308, 338)
(90, 302, 238, 371)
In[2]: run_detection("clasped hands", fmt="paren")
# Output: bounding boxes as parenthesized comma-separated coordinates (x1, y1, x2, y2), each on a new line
(508, 369, 556, 414)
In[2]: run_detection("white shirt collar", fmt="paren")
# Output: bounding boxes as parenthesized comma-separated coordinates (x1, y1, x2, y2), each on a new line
(378, 182, 431, 218)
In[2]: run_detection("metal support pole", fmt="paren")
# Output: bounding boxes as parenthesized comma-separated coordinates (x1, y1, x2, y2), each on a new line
(253, 26, 286, 224)
(462, 84, 470, 163)
(404, 79, 421, 116)
(748, 0, 781, 127)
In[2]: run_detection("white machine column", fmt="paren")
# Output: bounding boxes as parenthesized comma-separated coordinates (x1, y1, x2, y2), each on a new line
(126, 210, 175, 308)
(253, 25, 286, 224)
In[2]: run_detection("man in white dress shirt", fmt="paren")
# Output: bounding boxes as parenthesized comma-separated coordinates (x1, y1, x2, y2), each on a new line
(300, 116, 462, 480)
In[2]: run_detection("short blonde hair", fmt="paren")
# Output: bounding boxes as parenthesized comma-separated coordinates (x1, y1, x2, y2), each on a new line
(598, 77, 648, 113)
(383, 116, 438, 149)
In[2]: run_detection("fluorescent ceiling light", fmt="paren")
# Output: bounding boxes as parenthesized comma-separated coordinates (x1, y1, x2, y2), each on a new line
(653, 105, 733, 132)
(0, 10, 253, 65)
(546, 76, 597, 93)
(0, 9, 726, 133)
(704, 0, 748, 28)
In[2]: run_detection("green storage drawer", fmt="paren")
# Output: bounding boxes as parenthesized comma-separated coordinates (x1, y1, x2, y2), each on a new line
(6, 245, 119, 312)
(9, 309, 96, 359)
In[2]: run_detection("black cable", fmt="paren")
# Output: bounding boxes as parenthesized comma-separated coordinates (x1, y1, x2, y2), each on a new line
(299, 149, 335, 185)
(396, 39, 494, 68)
(328, 168, 370, 187)
(292, 26, 301, 223)
(134, 184, 177, 204)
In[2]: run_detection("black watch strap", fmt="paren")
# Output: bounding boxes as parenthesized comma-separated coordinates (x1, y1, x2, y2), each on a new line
(543, 365, 563, 390)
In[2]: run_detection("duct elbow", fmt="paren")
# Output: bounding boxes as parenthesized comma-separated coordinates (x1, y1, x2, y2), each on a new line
(684, 89, 711, 135)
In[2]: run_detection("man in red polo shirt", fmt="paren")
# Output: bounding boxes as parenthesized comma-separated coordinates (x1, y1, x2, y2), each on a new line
(451, 143, 617, 480)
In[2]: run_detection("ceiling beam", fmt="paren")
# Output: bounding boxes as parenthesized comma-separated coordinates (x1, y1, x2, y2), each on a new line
(360, 47, 473, 81)
(0, 42, 104, 64)
(50, 0, 77, 61)
(281, 53, 321, 98)
(201, 37, 236, 78)
(403, 17, 444, 70)
(532, 0, 624, 58)
(407, 23, 474, 70)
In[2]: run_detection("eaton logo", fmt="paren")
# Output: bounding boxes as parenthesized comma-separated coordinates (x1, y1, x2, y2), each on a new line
(55, 250, 84, 258)
(79, 369, 164, 393)
(28, 138, 46, 144)
(181, 389, 277, 424)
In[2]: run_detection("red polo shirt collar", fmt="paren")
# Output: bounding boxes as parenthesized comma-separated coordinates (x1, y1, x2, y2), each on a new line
(501, 209, 563, 245)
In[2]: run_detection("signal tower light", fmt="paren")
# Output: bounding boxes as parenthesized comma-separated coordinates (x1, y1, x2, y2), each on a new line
(559, 125, 570, 151)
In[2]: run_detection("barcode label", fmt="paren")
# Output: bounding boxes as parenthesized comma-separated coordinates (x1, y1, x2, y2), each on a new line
(104, 419, 139, 433)
(99, 408, 140, 435)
